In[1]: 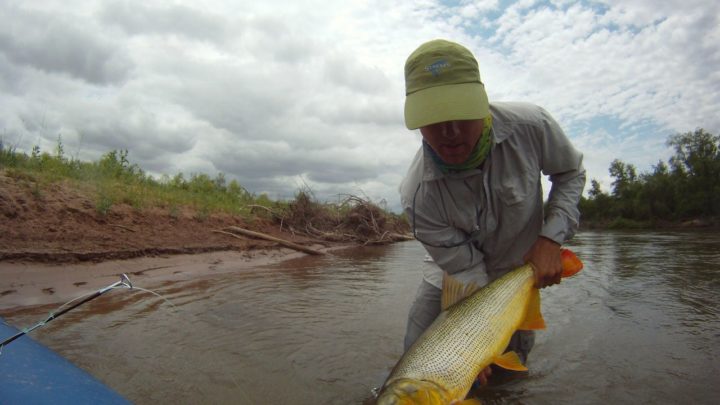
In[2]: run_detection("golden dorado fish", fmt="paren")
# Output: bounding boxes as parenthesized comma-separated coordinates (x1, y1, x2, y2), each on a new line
(376, 249, 583, 405)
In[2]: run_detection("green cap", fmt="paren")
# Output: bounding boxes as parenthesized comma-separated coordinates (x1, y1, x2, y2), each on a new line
(404, 39, 489, 130)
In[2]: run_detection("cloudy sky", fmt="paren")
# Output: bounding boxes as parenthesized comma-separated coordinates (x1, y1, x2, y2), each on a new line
(1, 0, 718, 211)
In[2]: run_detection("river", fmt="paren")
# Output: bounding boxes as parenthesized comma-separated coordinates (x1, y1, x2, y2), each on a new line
(2, 230, 719, 404)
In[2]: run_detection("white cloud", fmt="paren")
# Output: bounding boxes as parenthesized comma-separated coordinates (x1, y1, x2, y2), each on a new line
(100, 1, 230, 44)
(0, 0, 718, 211)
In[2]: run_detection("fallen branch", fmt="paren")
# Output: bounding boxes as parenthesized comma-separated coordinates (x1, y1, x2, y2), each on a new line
(247, 204, 277, 216)
(109, 224, 136, 233)
(221, 226, 325, 256)
(363, 232, 415, 245)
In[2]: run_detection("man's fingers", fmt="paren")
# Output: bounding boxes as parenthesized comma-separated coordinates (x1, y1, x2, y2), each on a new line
(477, 373, 487, 385)
(542, 270, 562, 288)
(476, 366, 492, 385)
(528, 260, 541, 288)
(531, 260, 564, 288)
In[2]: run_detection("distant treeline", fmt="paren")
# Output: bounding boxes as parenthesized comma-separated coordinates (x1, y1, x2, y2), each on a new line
(579, 129, 719, 227)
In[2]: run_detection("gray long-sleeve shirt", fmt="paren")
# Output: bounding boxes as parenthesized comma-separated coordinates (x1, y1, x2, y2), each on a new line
(399, 102, 586, 289)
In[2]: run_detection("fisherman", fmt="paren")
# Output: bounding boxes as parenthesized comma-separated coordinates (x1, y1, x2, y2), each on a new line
(399, 39, 585, 385)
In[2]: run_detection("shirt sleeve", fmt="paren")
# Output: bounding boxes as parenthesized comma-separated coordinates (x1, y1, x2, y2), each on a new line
(404, 187, 488, 284)
(537, 108, 586, 244)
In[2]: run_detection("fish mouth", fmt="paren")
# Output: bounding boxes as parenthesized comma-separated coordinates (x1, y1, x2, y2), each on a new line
(376, 378, 451, 404)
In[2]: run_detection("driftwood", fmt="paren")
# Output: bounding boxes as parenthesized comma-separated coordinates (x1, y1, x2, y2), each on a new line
(219, 226, 325, 256)
(247, 204, 277, 216)
(362, 232, 415, 245)
(109, 224, 136, 232)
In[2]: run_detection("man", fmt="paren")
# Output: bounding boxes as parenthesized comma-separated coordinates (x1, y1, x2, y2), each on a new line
(399, 39, 585, 384)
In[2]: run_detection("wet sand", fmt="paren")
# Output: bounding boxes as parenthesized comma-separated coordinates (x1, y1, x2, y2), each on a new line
(0, 245, 333, 311)
(0, 169, 408, 314)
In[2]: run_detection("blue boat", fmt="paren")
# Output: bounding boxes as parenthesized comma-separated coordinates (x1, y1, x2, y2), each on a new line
(0, 316, 130, 404)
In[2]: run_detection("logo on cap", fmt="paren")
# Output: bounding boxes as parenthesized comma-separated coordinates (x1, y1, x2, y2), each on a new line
(425, 59, 451, 77)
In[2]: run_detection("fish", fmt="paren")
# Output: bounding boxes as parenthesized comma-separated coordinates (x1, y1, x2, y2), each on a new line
(376, 249, 583, 405)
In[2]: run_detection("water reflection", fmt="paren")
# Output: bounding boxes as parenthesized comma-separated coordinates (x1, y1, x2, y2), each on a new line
(2, 232, 720, 404)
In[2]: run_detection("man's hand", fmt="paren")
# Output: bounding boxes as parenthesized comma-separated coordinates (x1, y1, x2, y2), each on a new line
(523, 236, 562, 288)
(476, 366, 492, 386)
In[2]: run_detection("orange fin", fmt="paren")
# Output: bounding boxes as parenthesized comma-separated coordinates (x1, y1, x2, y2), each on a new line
(492, 351, 528, 372)
(518, 288, 546, 330)
(441, 272, 480, 311)
(560, 249, 583, 278)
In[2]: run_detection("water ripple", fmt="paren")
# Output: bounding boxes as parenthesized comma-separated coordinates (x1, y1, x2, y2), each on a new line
(4, 234, 719, 404)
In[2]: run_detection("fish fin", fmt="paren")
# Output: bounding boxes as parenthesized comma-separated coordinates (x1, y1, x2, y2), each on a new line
(560, 248, 583, 278)
(441, 272, 480, 311)
(492, 351, 528, 372)
(518, 288, 546, 330)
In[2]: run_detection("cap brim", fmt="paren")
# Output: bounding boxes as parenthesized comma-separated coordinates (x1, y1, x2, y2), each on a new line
(404, 82, 489, 130)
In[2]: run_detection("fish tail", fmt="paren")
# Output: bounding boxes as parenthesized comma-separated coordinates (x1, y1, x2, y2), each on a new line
(560, 249, 583, 278)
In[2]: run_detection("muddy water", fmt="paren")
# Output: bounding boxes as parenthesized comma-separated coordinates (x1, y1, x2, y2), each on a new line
(2, 230, 720, 404)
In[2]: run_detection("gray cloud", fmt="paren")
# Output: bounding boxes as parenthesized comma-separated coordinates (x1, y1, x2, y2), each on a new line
(1, 0, 717, 211)
(99, 1, 230, 44)
(210, 139, 383, 184)
(10, 95, 197, 167)
(0, 4, 133, 85)
(323, 52, 392, 95)
(244, 14, 323, 65)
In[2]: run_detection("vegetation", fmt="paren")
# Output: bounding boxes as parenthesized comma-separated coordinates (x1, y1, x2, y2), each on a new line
(8, 128, 713, 237)
(579, 129, 719, 228)
(0, 138, 409, 243)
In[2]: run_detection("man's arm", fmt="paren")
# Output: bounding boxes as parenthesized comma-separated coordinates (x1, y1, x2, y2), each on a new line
(406, 201, 487, 279)
(528, 108, 586, 288)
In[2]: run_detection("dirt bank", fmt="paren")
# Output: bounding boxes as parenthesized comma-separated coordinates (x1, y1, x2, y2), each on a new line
(0, 173, 374, 311)
(0, 172, 345, 263)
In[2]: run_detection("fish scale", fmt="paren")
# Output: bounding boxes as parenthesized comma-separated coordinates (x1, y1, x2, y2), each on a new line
(377, 249, 582, 404)
(380, 265, 536, 402)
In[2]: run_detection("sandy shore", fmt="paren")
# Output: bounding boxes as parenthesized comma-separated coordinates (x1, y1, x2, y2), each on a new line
(0, 246, 330, 311)
(0, 170, 407, 314)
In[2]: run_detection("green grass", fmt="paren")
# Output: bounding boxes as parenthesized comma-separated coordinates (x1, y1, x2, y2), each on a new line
(0, 140, 277, 219)
(0, 139, 409, 240)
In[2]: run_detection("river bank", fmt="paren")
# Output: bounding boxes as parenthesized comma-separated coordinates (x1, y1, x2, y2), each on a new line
(0, 245, 355, 311)
(0, 168, 410, 311)
(579, 217, 719, 230)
